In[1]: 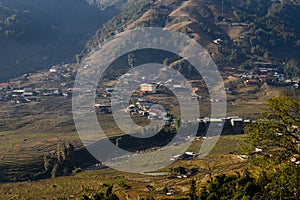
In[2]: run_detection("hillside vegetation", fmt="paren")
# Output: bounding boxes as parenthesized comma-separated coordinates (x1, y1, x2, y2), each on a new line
(80, 0, 300, 68)
(0, 0, 119, 82)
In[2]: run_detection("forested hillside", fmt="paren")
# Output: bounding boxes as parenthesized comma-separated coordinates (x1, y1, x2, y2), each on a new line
(0, 0, 119, 81)
(80, 0, 300, 69)
(2, 0, 299, 81)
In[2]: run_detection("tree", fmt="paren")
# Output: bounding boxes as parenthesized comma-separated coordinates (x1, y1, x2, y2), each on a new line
(198, 94, 300, 200)
(171, 166, 186, 176)
(104, 185, 119, 200)
(140, 197, 155, 200)
(198, 171, 260, 200)
(127, 54, 135, 68)
(162, 185, 168, 194)
(244, 94, 300, 199)
(284, 59, 300, 79)
(44, 142, 77, 178)
(189, 179, 197, 200)
(245, 94, 300, 164)
(80, 185, 119, 200)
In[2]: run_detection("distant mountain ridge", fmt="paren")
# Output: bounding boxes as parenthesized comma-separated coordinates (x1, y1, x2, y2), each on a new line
(0, 0, 120, 82)
(86, 0, 128, 9)
(1, 0, 300, 82)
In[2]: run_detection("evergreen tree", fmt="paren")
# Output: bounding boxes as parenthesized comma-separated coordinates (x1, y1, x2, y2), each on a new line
(189, 179, 197, 200)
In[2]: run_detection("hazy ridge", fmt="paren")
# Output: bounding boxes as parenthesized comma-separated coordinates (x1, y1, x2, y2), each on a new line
(0, 0, 120, 82)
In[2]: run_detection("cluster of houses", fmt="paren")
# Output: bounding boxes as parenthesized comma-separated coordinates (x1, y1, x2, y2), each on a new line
(238, 149, 300, 166)
(189, 116, 240, 135)
(224, 61, 300, 88)
(0, 82, 10, 90)
(177, 116, 251, 136)
(1, 58, 298, 110)
(0, 84, 74, 103)
(0, 64, 79, 103)
(94, 79, 250, 135)
(211, 21, 299, 88)
(126, 98, 173, 122)
(95, 80, 198, 117)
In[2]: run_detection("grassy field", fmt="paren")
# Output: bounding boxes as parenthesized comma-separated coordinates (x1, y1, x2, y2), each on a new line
(0, 97, 81, 181)
(0, 135, 247, 200)
(0, 80, 292, 198)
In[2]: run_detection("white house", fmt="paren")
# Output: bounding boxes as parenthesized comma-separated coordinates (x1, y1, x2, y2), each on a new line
(50, 68, 57, 73)
(213, 38, 223, 44)
(140, 83, 156, 93)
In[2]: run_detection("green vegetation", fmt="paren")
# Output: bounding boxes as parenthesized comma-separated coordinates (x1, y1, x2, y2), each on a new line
(0, 4, 19, 38)
(1, 1, 300, 198)
(80, 185, 119, 200)
(285, 59, 300, 79)
(196, 94, 300, 200)
(189, 179, 197, 200)
(80, 0, 154, 55)
(80, 0, 300, 69)
(0, 0, 120, 81)
(36, 93, 299, 200)
(0, 134, 245, 199)
(245, 94, 300, 163)
(198, 170, 260, 200)
(197, 160, 299, 200)
(43, 142, 76, 178)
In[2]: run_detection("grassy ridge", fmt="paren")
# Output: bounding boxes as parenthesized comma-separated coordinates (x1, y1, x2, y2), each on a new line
(80, 0, 300, 68)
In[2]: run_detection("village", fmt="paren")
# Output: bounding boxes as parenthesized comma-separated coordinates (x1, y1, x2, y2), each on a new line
(0, 59, 297, 106)
(0, 60, 298, 138)
(0, 58, 298, 102)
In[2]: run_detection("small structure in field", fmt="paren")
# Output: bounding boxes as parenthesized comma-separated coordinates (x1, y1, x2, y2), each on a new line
(0, 82, 10, 90)
(140, 83, 156, 94)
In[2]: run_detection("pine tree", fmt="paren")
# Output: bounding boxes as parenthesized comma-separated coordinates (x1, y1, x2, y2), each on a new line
(189, 179, 197, 200)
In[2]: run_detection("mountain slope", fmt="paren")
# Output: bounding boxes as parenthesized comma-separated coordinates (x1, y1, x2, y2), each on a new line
(0, 0, 120, 82)
(80, 0, 300, 68)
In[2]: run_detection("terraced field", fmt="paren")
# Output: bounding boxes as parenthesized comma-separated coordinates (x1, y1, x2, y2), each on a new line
(0, 135, 247, 199)
(0, 83, 287, 181)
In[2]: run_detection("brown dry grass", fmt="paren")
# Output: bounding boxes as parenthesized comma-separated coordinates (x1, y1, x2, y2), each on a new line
(0, 135, 246, 200)
(169, 0, 198, 18)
